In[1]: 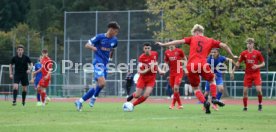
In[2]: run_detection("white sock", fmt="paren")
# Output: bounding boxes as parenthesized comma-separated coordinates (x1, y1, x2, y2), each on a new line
(79, 98, 84, 103)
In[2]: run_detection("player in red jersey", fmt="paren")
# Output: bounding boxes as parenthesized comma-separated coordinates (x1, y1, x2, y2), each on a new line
(35, 49, 53, 106)
(164, 44, 187, 109)
(231, 38, 265, 111)
(127, 43, 165, 107)
(156, 24, 237, 114)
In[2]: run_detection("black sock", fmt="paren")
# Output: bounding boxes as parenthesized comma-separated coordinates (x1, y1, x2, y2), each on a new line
(22, 91, 27, 103)
(205, 96, 208, 102)
(13, 89, 18, 102)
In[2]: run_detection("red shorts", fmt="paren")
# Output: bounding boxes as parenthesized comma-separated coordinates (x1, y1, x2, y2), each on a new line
(136, 75, 156, 89)
(187, 63, 214, 87)
(244, 72, 262, 87)
(170, 73, 183, 88)
(39, 77, 50, 88)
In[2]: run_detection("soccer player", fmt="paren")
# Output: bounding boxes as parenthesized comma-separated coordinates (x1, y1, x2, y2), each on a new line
(9, 44, 33, 106)
(156, 24, 237, 114)
(204, 48, 236, 110)
(127, 43, 165, 107)
(37, 49, 53, 106)
(231, 38, 265, 111)
(75, 21, 120, 111)
(164, 44, 186, 109)
(30, 56, 43, 106)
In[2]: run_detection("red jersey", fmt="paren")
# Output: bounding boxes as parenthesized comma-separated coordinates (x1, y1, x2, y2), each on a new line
(40, 56, 52, 77)
(138, 51, 158, 77)
(184, 36, 220, 65)
(164, 48, 185, 76)
(238, 50, 264, 74)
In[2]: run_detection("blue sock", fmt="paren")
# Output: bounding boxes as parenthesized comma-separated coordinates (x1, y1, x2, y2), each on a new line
(93, 86, 103, 97)
(37, 93, 40, 102)
(216, 92, 223, 100)
(82, 88, 95, 101)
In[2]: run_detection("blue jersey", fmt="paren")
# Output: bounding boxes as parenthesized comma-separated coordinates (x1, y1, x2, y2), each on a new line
(207, 55, 226, 78)
(33, 62, 42, 83)
(88, 33, 118, 66)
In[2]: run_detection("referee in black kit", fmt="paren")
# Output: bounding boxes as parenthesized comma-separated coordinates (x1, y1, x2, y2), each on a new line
(9, 45, 33, 106)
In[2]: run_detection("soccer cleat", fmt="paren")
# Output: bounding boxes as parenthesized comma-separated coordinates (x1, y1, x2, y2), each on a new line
(22, 102, 25, 106)
(36, 102, 42, 106)
(212, 99, 225, 107)
(258, 105, 262, 111)
(212, 104, 219, 111)
(204, 101, 211, 114)
(169, 105, 174, 109)
(188, 96, 192, 100)
(177, 105, 183, 109)
(127, 95, 134, 102)
(45, 97, 51, 105)
(243, 107, 248, 111)
(75, 100, 82, 111)
(89, 97, 97, 107)
(12, 101, 16, 106)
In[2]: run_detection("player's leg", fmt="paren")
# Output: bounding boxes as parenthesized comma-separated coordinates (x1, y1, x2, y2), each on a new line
(34, 81, 41, 105)
(188, 84, 193, 99)
(254, 73, 263, 111)
(12, 74, 20, 106)
(133, 86, 153, 106)
(89, 68, 107, 107)
(127, 76, 144, 102)
(125, 82, 131, 97)
(216, 77, 224, 100)
(40, 87, 47, 106)
(173, 74, 183, 109)
(243, 74, 252, 111)
(204, 81, 210, 101)
(184, 84, 189, 99)
(169, 76, 176, 109)
(21, 74, 29, 106)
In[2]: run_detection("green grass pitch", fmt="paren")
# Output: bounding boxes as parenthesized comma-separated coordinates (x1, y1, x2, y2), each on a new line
(0, 101, 275, 132)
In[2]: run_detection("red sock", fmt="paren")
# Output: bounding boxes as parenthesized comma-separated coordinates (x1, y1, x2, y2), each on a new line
(171, 93, 176, 106)
(174, 92, 182, 106)
(40, 91, 46, 103)
(210, 84, 217, 98)
(133, 96, 147, 106)
(195, 91, 206, 103)
(243, 97, 248, 108)
(258, 94, 262, 104)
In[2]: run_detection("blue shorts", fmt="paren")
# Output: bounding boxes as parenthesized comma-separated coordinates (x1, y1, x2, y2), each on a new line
(205, 77, 223, 92)
(93, 64, 107, 81)
(34, 80, 40, 88)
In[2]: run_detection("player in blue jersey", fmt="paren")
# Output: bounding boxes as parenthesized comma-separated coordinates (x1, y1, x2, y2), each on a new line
(30, 56, 43, 106)
(204, 48, 236, 110)
(75, 21, 120, 111)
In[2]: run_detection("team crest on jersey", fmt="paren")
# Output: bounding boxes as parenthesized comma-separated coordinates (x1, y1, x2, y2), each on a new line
(175, 52, 179, 56)
(253, 55, 256, 58)
(111, 42, 115, 47)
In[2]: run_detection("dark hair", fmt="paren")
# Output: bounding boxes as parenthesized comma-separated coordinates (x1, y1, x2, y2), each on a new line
(143, 42, 151, 47)
(107, 21, 120, 29)
(212, 48, 220, 52)
(42, 49, 48, 54)
(17, 44, 24, 49)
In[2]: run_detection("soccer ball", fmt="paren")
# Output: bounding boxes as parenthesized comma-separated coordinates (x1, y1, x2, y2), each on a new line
(122, 102, 134, 112)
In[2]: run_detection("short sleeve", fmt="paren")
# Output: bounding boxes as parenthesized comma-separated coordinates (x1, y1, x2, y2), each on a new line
(88, 35, 101, 46)
(112, 39, 118, 48)
(238, 52, 245, 63)
(164, 52, 169, 63)
(257, 51, 265, 63)
(10, 57, 15, 64)
(26, 56, 32, 63)
(179, 49, 185, 58)
(211, 38, 221, 48)
(184, 37, 192, 45)
(220, 56, 227, 63)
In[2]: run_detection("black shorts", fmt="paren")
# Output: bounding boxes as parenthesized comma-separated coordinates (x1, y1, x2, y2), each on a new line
(14, 73, 29, 86)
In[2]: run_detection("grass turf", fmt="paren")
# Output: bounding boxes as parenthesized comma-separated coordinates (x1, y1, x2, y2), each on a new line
(0, 101, 275, 132)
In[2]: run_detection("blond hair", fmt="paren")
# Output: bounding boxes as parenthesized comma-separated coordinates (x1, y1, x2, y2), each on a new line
(191, 24, 204, 35)
(246, 38, 255, 43)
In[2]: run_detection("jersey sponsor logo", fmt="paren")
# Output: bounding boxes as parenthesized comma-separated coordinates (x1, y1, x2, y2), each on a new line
(169, 57, 177, 61)
(252, 55, 256, 58)
(246, 59, 255, 64)
(101, 47, 111, 51)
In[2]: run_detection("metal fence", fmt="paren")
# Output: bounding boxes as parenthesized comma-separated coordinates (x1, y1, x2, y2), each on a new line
(0, 10, 276, 99)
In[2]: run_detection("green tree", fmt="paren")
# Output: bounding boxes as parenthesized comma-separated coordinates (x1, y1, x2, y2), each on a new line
(147, 0, 276, 69)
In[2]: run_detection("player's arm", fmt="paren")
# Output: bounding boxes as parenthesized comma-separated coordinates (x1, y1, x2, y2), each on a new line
(27, 62, 33, 74)
(230, 55, 243, 80)
(157, 62, 165, 75)
(109, 48, 115, 61)
(85, 42, 97, 51)
(219, 43, 238, 59)
(9, 64, 13, 79)
(156, 40, 185, 47)
(252, 61, 265, 70)
(138, 62, 152, 74)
